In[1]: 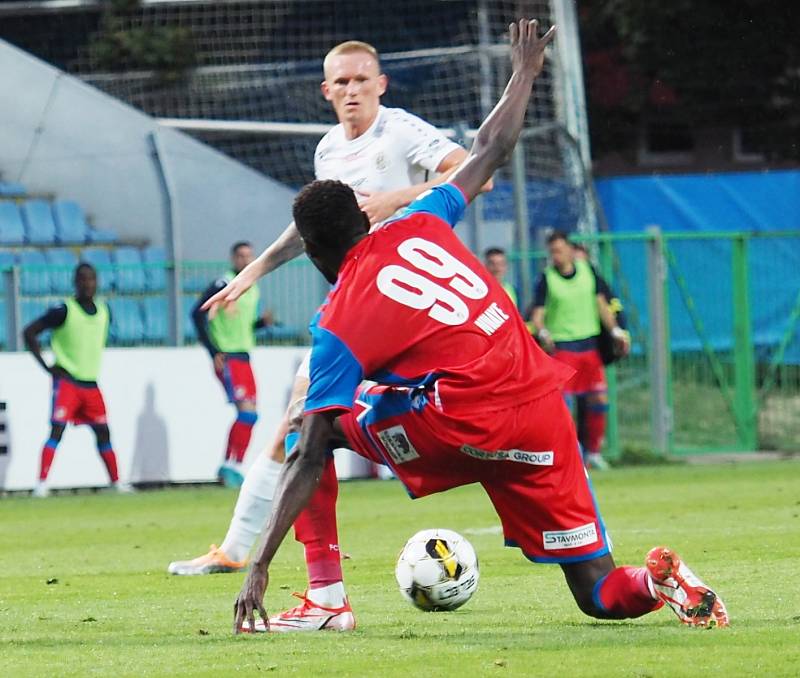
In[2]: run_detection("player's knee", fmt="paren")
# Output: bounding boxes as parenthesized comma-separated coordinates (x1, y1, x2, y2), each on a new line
(286, 398, 305, 434)
(571, 587, 607, 619)
(586, 391, 609, 410)
(237, 400, 257, 414)
(49, 423, 65, 443)
(236, 409, 258, 426)
(92, 424, 111, 447)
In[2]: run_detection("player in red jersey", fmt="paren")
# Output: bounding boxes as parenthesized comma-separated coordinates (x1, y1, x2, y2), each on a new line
(233, 19, 728, 634)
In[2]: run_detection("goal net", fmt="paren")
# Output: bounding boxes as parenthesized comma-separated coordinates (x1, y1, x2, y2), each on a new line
(1, 0, 596, 290)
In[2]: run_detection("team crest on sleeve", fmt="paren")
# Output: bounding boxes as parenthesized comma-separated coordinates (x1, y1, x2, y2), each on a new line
(377, 425, 420, 464)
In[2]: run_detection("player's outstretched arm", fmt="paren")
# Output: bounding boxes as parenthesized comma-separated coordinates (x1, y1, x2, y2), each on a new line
(201, 220, 305, 316)
(450, 18, 556, 202)
(232, 410, 337, 633)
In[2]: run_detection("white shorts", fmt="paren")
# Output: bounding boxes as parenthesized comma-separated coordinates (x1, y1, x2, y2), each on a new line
(296, 350, 311, 380)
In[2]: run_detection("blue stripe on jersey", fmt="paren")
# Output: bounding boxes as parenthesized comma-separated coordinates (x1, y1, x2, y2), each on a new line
(369, 368, 440, 390)
(305, 326, 363, 414)
(388, 183, 467, 228)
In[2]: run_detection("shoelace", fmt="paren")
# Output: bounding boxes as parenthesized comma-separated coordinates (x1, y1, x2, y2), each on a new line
(276, 592, 316, 618)
(276, 591, 348, 618)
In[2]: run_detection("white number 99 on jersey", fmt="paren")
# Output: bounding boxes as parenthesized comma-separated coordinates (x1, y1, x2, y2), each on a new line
(376, 237, 488, 326)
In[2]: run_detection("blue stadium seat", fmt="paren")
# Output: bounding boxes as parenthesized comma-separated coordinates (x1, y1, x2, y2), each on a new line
(0, 181, 26, 198)
(0, 203, 25, 245)
(52, 200, 89, 244)
(114, 247, 147, 293)
(46, 248, 79, 294)
(142, 295, 169, 344)
(87, 227, 118, 244)
(80, 248, 114, 292)
(19, 250, 51, 295)
(108, 298, 144, 345)
(0, 299, 6, 347)
(21, 299, 52, 341)
(183, 294, 198, 342)
(22, 200, 57, 244)
(183, 266, 212, 294)
(0, 251, 15, 271)
(142, 246, 167, 292)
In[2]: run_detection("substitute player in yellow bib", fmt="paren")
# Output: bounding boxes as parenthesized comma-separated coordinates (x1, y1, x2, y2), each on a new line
(23, 263, 131, 497)
(192, 241, 274, 488)
(531, 231, 630, 470)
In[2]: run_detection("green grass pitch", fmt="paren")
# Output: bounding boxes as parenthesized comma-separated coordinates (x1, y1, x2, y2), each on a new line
(1, 461, 799, 676)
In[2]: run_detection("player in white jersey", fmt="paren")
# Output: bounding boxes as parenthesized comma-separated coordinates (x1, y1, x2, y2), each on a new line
(168, 39, 490, 631)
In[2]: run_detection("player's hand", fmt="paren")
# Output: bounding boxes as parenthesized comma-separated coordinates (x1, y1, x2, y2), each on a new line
(611, 327, 631, 358)
(509, 18, 556, 80)
(233, 565, 269, 635)
(537, 328, 556, 354)
(356, 190, 403, 225)
(260, 309, 275, 327)
(213, 352, 226, 373)
(201, 268, 258, 319)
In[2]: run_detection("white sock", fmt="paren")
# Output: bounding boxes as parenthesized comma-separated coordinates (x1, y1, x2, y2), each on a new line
(220, 454, 283, 562)
(307, 581, 346, 608)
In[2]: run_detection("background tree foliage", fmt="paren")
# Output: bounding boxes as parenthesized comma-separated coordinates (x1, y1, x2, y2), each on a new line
(89, 0, 195, 81)
(580, 0, 800, 160)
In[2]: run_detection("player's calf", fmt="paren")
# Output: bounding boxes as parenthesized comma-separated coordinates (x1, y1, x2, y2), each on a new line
(562, 554, 663, 620)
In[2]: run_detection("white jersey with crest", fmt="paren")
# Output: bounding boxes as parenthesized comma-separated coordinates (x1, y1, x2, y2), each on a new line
(313, 105, 461, 211)
(294, 106, 461, 380)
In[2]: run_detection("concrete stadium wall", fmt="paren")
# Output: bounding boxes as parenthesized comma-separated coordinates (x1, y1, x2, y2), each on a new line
(0, 40, 295, 260)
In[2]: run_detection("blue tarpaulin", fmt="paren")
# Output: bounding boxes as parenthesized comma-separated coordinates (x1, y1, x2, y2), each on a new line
(595, 171, 800, 363)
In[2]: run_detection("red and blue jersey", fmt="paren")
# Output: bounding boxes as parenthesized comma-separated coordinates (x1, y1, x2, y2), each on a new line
(305, 183, 573, 418)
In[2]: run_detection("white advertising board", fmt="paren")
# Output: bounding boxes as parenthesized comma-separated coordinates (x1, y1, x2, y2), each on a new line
(0, 346, 311, 490)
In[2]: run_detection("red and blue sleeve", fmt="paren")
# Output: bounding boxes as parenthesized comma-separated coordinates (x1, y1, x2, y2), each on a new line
(305, 322, 364, 415)
(399, 183, 468, 228)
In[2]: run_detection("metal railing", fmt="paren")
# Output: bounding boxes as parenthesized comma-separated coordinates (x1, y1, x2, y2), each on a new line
(509, 229, 800, 455)
(3, 228, 798, 455)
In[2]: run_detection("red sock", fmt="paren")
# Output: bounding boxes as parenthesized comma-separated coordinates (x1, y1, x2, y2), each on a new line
(98, 444, 119, 483)
(584, 402, 608, 454)
(39, 439, 58, 481)
(594, 566, 663, 618)
(293, 456, 342, 588)
(226, 412, 257, 463)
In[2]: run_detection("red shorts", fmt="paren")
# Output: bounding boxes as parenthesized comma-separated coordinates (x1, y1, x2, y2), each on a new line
(340, 385, 610, 564)
(51, 378, 108, 426)
(215, 354, 257, 404)
(552, 349, 607, 395)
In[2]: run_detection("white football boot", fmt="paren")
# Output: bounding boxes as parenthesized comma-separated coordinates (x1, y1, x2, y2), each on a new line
(241, 591, 355, 633)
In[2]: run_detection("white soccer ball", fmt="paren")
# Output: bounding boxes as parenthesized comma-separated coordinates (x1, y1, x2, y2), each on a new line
(395, 528, 479, 612)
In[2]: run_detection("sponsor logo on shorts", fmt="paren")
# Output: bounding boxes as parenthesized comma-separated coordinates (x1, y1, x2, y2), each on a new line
(54, 407, 67, 420)
(377, 425, 420, 464)
(459, 444, 554, 466)
(234, 386, 247, 400)
(542, 522, 598, 551)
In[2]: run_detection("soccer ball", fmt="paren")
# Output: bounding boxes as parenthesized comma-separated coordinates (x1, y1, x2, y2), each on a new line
(395, 528, 479, 612)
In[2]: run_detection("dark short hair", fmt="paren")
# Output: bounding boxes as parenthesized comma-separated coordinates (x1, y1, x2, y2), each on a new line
(484, 247, 506, 259)
(547, 230, 571, 245)
(75, 262, 96, 277)
(293, 180, 365, 250)
(231, 240, 252, 254)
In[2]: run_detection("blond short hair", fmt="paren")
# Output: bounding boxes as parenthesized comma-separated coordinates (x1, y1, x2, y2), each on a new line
(323, 40, 382, 75)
